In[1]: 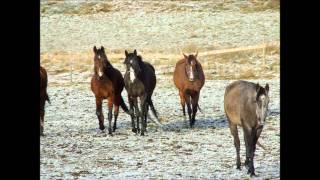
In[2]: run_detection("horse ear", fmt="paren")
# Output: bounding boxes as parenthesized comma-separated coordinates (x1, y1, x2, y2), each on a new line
(183, 53, 188, 60)
(256, 83, 261, 92)
(255, 83, 262, 101)
(195, 51, 198, 58)
(101, 46, 105, 52)
(93, 46, 97, 54)
(133, 49, 137, 56)
(265, 83, 269, 94)
(125, 50, 128, 57)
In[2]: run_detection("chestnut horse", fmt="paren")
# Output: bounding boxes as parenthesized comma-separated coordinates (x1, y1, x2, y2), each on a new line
(91, 46, 130, 135)
(173, 52, 205, 127)
(40, 66, 50, 136)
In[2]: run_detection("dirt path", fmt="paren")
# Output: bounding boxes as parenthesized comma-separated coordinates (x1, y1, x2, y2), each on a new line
(40, 78, 279, 179)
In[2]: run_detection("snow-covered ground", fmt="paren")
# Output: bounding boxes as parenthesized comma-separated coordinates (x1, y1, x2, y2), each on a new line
(40, 78, 279, 179)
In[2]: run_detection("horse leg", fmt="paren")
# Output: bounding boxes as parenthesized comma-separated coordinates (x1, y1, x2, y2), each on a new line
(133, 98, 140, 133)
(243, 125, 250, 169)
(95, 97, 105, 131)
(113, 105, 119, 132)
(140, 94, 148, 136)
(245, 126, 264, 176)
(229, 122, 241, 169)
(249, 126, 263, 176)
(254, 125, 264, 150)
(191, 92, 199, 126)
(145, 102, 149, 133)
(179, 90, 186, 120)
(129, 97, 136, 133)
(184, 93, 192, 127)
(113, 95, 121, 132)
(107, 96, 114, 135)
(248, 128, 257, 176)
(144, 96, 152, 132)
(243, 125, 256, 176)
(40, 98, 45, 136)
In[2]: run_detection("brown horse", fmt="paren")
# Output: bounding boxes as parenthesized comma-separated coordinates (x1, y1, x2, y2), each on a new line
(91, 46, 130, 135)
(173, 52, 205, 127)
(40, 66, 50, 136)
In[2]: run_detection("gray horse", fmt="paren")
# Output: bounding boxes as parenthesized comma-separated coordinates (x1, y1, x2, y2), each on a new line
(224, 80, 269, 176)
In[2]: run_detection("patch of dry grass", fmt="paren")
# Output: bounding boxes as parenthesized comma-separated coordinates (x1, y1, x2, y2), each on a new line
(41, 1, 114, 15)
(240, 0, 280, 13)
(77, 2, 114, 15)
(41, 44, 279, 86)
(41, 0, 279, 16)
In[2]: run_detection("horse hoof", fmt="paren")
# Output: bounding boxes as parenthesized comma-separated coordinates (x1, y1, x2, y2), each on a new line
(132, 128, 137, 133)
(99, 126, 105, 131)
(191, 121, 195, 126)
(250, 172, 256, 177)
(141, 132, 145, 136)
(113, 127, 117, 132)
(244, 161, 249, 170)
(247, 168, 255, 176)
(108, 131, 113, 136)
(236, 166, 241, 170)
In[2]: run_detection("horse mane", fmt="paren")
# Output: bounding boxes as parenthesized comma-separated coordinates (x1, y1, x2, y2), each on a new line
(176, 58, 186, 66)
(136, 55, 144, 68)
(102, 53, 113, 68)
(137, 55, 156, 72)
(105, 58, 113, 68)
(137, 55, 143, 63)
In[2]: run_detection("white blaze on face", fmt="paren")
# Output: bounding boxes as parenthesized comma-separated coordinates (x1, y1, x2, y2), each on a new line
(130, 67, 135, 82)
(98, 67, 103, 77)
(256, 95, 267, 125)
(189, 66, 194, 79)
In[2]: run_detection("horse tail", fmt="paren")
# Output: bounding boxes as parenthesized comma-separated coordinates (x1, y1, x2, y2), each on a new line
(119, 96, 130, 114)
(148, 97, 158, 119)
(257, 140, 267, 151)
(147, 98, 162, 126)
(197, 104, 202, 113)
(45, 92, 51, 104)
(41, 67, 50, 104)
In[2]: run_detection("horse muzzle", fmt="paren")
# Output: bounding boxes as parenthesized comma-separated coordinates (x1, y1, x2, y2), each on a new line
(96, 76, 104, 81)
(188, 78, 195, 82)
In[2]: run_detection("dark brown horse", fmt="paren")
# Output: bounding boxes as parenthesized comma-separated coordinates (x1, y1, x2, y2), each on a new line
(173, 52, 205, 127)
(123, 49, 161, 136)
(224, 80, 269, 176)
(91, 46, 130, 135)
(40, 66, 50, 136)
